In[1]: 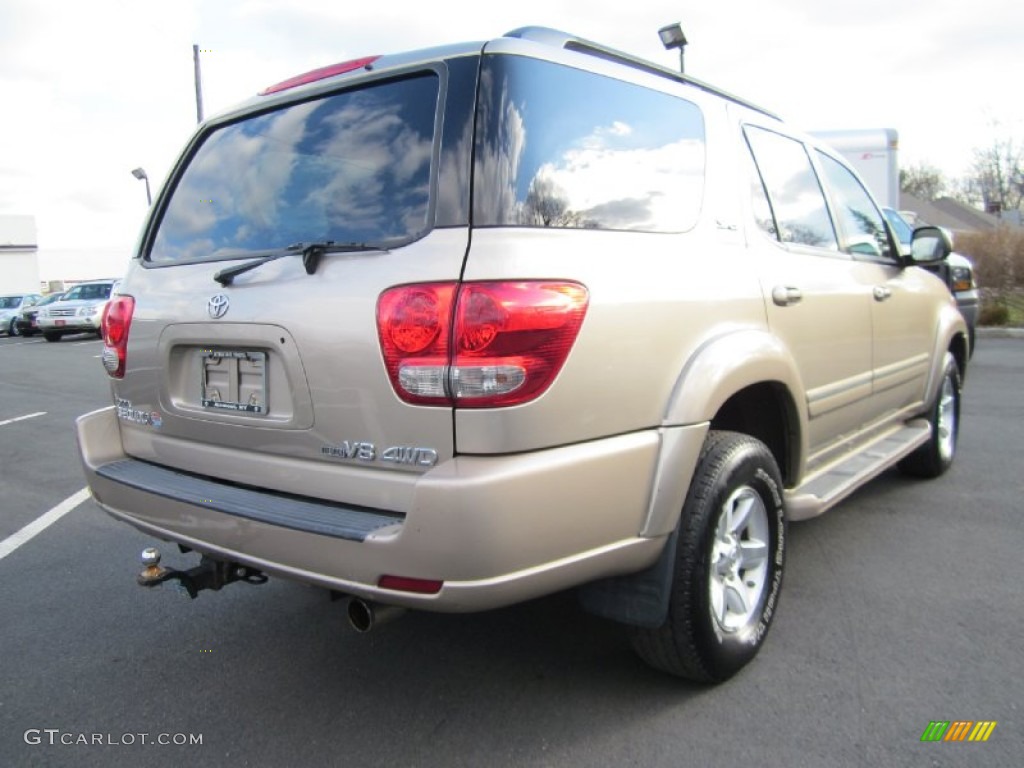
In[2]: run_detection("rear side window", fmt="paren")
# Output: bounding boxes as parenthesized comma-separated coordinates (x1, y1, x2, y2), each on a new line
(744, 126, 837, 250)
(148, 73, 440, 263)
(474, 55, 705, 233)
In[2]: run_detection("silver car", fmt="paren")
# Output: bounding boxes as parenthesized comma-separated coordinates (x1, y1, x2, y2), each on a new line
(0, 293, 42, 336)
(77, 27, 967, 682)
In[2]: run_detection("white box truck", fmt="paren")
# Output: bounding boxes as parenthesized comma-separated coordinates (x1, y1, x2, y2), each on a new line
(811, 128, 899, 209)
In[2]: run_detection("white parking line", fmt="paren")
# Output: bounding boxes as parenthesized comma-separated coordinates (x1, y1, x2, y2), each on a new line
(0, 412, 46, 428)
(0, 488, 92, 562)
(0, 338, 45, 348)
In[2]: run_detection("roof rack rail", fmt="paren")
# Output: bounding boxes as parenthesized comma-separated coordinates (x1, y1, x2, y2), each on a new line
(503, 26, 778, 120)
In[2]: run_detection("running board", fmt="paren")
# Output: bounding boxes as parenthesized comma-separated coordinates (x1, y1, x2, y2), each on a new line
(785, 420, 931, 521)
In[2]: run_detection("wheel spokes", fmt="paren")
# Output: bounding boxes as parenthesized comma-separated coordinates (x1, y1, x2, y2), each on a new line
(737, 538, 768, 569)
(709, 485, 772, 633)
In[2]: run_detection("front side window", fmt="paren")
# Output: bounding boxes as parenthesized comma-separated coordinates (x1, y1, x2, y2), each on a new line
(816, 152, 894, 261)
(149, 73, 440, 263)
(474, 55, 706, 233)
(883, 207, 913, 247)
(744, 126, 837, 250)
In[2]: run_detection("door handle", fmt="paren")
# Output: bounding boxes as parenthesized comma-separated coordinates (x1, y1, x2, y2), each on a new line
(873, 286, 892, 302)
(771, 285, 803, 306)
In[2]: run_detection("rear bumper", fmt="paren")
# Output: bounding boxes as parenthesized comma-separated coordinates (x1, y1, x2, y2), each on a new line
(77, 406, 675, 612)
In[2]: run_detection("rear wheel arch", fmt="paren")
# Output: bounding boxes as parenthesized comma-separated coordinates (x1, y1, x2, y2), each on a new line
(662, 330, 806, 486)
(711, 383, 800, 488)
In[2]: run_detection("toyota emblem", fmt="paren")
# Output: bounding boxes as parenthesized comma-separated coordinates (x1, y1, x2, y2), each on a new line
(208, 294, 230, 319)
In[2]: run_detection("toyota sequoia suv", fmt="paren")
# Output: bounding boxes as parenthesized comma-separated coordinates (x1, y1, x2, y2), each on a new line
(77, 27, 967, 682)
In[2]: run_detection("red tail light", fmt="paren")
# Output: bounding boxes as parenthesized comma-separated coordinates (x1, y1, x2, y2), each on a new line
(377, 281, 588, 407)
(101, 295, 135, 378)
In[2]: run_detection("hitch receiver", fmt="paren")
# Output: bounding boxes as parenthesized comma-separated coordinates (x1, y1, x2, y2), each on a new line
(136, 547, 267, 599)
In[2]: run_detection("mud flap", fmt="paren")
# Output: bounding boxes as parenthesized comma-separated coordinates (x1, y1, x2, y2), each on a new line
(577, 529, 678, 628)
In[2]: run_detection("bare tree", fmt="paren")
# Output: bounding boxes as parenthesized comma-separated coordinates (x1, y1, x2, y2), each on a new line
(899, 163, 946, 201)
(521, 176, 593, 228)
(965, 136, 1024, 215)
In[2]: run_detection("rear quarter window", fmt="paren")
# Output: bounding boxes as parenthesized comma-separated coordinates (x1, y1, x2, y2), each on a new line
(473, 55, 705, 233)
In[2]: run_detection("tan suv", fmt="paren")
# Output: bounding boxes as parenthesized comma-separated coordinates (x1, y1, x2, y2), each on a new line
(76, 27, 968, 683)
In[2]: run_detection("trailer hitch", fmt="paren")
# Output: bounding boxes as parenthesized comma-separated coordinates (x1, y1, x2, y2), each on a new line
(137, 547, 267, 599)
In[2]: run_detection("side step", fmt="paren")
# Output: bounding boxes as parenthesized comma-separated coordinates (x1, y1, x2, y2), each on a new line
(785, 420, 931, 521)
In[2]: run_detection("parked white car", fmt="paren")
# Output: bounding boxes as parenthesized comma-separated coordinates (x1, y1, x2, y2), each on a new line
(36, 279, 120, 342)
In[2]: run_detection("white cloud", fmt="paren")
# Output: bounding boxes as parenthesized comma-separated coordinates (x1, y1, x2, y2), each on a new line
(1, 0, 1021, 255)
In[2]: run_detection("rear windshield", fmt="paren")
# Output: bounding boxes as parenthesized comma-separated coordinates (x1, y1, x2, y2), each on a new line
(473, 55, 705, 232)
(148, 73, 440, 264)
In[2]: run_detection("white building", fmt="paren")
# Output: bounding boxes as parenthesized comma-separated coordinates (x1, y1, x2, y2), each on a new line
(0, 215, 41, 293)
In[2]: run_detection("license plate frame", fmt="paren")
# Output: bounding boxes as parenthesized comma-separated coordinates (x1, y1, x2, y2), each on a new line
(200, 349, 268, 415)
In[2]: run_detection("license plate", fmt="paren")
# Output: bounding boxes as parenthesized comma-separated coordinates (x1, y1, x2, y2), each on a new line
(55, 319, 65, 327)
(201, 349, 267, 414)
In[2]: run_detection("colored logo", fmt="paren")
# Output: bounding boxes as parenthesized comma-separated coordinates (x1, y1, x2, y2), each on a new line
(921, 721, 997, 742)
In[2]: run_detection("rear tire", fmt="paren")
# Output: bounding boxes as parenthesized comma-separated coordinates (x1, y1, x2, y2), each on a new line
(630, 431, 786, 683)
(899, 353, 960, 478)
(8, 318, 19, 336)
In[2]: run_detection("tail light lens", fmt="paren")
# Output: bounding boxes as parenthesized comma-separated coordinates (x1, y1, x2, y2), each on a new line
(377, 281, 588, 408)
(377, 283, 456, 405)
(101, 295, 135, 378)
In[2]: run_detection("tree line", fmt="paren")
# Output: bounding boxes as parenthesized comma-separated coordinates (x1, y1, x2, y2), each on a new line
(900, 135, 1023, 216)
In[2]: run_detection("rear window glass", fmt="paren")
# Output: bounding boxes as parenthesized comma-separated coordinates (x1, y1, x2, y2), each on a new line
(474, 56, 705, 233)
(148, 73, 439, 263)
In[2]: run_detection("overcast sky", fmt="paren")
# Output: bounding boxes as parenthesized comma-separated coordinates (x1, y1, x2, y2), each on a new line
(1, 0, 1021, 251)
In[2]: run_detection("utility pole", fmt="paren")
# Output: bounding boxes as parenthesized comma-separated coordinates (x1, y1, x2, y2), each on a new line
(193, 44, 205, 124)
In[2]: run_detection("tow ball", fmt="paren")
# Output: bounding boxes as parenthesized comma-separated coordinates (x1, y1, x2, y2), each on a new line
(137, 547, 267, 599)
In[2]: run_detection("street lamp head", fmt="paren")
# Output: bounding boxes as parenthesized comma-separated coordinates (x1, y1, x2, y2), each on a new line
(131, 167, 148, 181)
(658, 23, 687, 51)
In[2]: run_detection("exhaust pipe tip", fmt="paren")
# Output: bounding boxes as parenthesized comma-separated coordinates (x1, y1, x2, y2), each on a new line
(348, 598, 406, 633)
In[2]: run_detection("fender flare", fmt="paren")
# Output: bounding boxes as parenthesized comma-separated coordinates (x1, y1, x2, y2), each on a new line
(640, 328, 806, 539)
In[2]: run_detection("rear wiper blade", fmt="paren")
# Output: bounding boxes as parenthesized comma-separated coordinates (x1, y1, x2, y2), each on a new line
(213, 241, 389, 286)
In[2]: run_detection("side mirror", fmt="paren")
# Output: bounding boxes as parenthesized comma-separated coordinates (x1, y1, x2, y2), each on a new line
(909, 226, 952, 264)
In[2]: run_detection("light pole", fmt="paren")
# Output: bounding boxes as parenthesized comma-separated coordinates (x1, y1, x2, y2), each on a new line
(193, 44, 205, 124)
(658, 22, 688, 74)
(131, 167, 152, 206)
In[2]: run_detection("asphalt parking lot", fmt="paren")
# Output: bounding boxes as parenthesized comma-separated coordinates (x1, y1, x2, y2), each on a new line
(1, 332, 1021, 767)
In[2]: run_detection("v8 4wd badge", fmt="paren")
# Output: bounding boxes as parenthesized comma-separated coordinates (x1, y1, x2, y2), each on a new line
(321, 441, 438, 468)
